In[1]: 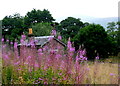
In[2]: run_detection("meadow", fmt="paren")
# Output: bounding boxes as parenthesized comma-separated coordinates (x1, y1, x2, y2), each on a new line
(1, 35, 119, 85)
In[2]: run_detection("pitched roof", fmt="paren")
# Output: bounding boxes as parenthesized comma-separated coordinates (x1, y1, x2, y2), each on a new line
(34, 36, 54, 46)
(18, 36, 66, 47)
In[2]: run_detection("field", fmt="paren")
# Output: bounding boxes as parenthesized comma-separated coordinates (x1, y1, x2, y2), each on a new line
(1, 37, 119, 85)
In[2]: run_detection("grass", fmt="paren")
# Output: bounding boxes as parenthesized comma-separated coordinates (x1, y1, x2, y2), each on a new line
(84, 62, 118, 84)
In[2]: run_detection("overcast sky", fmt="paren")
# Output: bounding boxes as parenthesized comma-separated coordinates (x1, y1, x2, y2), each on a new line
(0, 0, 119, 22)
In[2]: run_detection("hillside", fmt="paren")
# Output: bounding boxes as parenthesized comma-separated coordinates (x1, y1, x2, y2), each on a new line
(81, 17, 118, 29)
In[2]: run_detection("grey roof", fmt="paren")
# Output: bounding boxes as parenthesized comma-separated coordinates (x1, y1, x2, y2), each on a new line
(18, 36, 66, 47)
(34, 36, 54, 46)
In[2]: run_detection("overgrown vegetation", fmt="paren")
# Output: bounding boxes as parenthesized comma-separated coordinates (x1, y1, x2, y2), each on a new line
(1, 35, 118, 84)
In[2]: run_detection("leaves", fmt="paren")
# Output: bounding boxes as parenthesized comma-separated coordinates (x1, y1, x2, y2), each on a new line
(32, 22, 53, 36)
(73, 24, 113, 59)
(57, 17, 84, 39)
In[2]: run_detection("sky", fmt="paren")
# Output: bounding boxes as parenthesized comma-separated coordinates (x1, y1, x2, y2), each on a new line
(0, 0, 119, 22)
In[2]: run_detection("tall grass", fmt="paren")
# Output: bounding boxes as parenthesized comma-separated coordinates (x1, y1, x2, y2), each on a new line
(1, 35, 118, 84)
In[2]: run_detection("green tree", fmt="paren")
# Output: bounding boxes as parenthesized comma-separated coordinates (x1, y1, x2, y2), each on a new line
(57, 17, 84, 40)
(73, 24, 114, 59)
(24, 9, 55, 28)
(117, 22, 120, 50)
(107, 22, 119, 54)
(2, 13, 24, 42)
(32, 23, 53, 36)
(107, 22, 118, 40)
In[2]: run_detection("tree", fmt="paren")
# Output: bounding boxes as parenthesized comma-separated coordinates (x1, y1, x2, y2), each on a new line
(107, 22, 118, 40)
(32, 23, 53, 36)
(107, 22, 119, 54)
(117, 22, 120, 51)
(73, 24, 114, 59)
(24, 9, 55, 28)
(2, 13, 24, 42)
(57, 17, 84, 40)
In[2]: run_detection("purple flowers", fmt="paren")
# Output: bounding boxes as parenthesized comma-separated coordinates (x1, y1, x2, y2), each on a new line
(3, 33, 116, 85)
(110, 73, 115, 76)
(76, 49, 87, 63)
(2, 38, 4, 42)
(95, 56, 99, 60)
(14, 42, 18, 49)
(58, 35, 62, 40)
(51, 29, 56, 36)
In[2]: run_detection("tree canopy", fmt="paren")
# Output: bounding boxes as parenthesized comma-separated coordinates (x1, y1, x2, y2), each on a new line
(73, 24, 115, 59)
(24, 9, 55, 28)
(32, 22, 53, 36)
(2, 13, 24, 42)
(57, 17, 84, 39)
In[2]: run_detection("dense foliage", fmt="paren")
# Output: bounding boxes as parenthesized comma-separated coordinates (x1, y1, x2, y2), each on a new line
(57, 17, 84, 39)
(24, 9, 55, 28)
(73, 24, 117, 59)
(2, 13, 24, 42)
(32, 23, 53, 36)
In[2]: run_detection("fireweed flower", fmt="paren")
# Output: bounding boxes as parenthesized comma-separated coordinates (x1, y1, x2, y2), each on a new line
(67, 38, 72, 49)
(58, 73, 62, 76)
(20, 39, 24, 44)
(14, 42, 18, 49)
(21, 34, 26, 40)
(10, 42, 13, 45)
(44, 81, 47, 84)
(39, 78, 43, 81)
(4, 55, 9, 59)
(6, 39, 9, 42)
(70, 47, 75, 52)
(58, 35, 62, 40)
(1, 38, 4, 42)
(110, 73, 115, 76)
(27, 56, 32, 60)
(75, 55, 79, 63)
(96, 56, 99, 60)
(86, 68, 90, 71)
(14, 61, 20, 65)
(48, 36, 53, 41)
(34, 63, 39, 67)
(38, 49, 42, 53)
(51, 29, 56, 36)
(2, 45, 6, 48)
(83, 57, 87, 61)
(76, 49, 87, 63)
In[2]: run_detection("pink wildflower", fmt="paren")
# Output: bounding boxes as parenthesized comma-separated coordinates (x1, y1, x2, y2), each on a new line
(21, 34, 26, 40)
(34, 63, 39, 67)
(110, 73, 115, 76)
(51, 29, 56, 36)
(10, 42, 13, 45)
(96, 56, 99, 60)
(70, 47, 75, 52)
(38, 49, 42, 53)
(14, 61, 20, 65)
(39, 78, 43, 81)
(6, 39, 9, 42)
(14, 42, 18, 49)
(2, 38, 4, 42)
(58, 35, 62, 40)
(67, 38, 72, 49)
